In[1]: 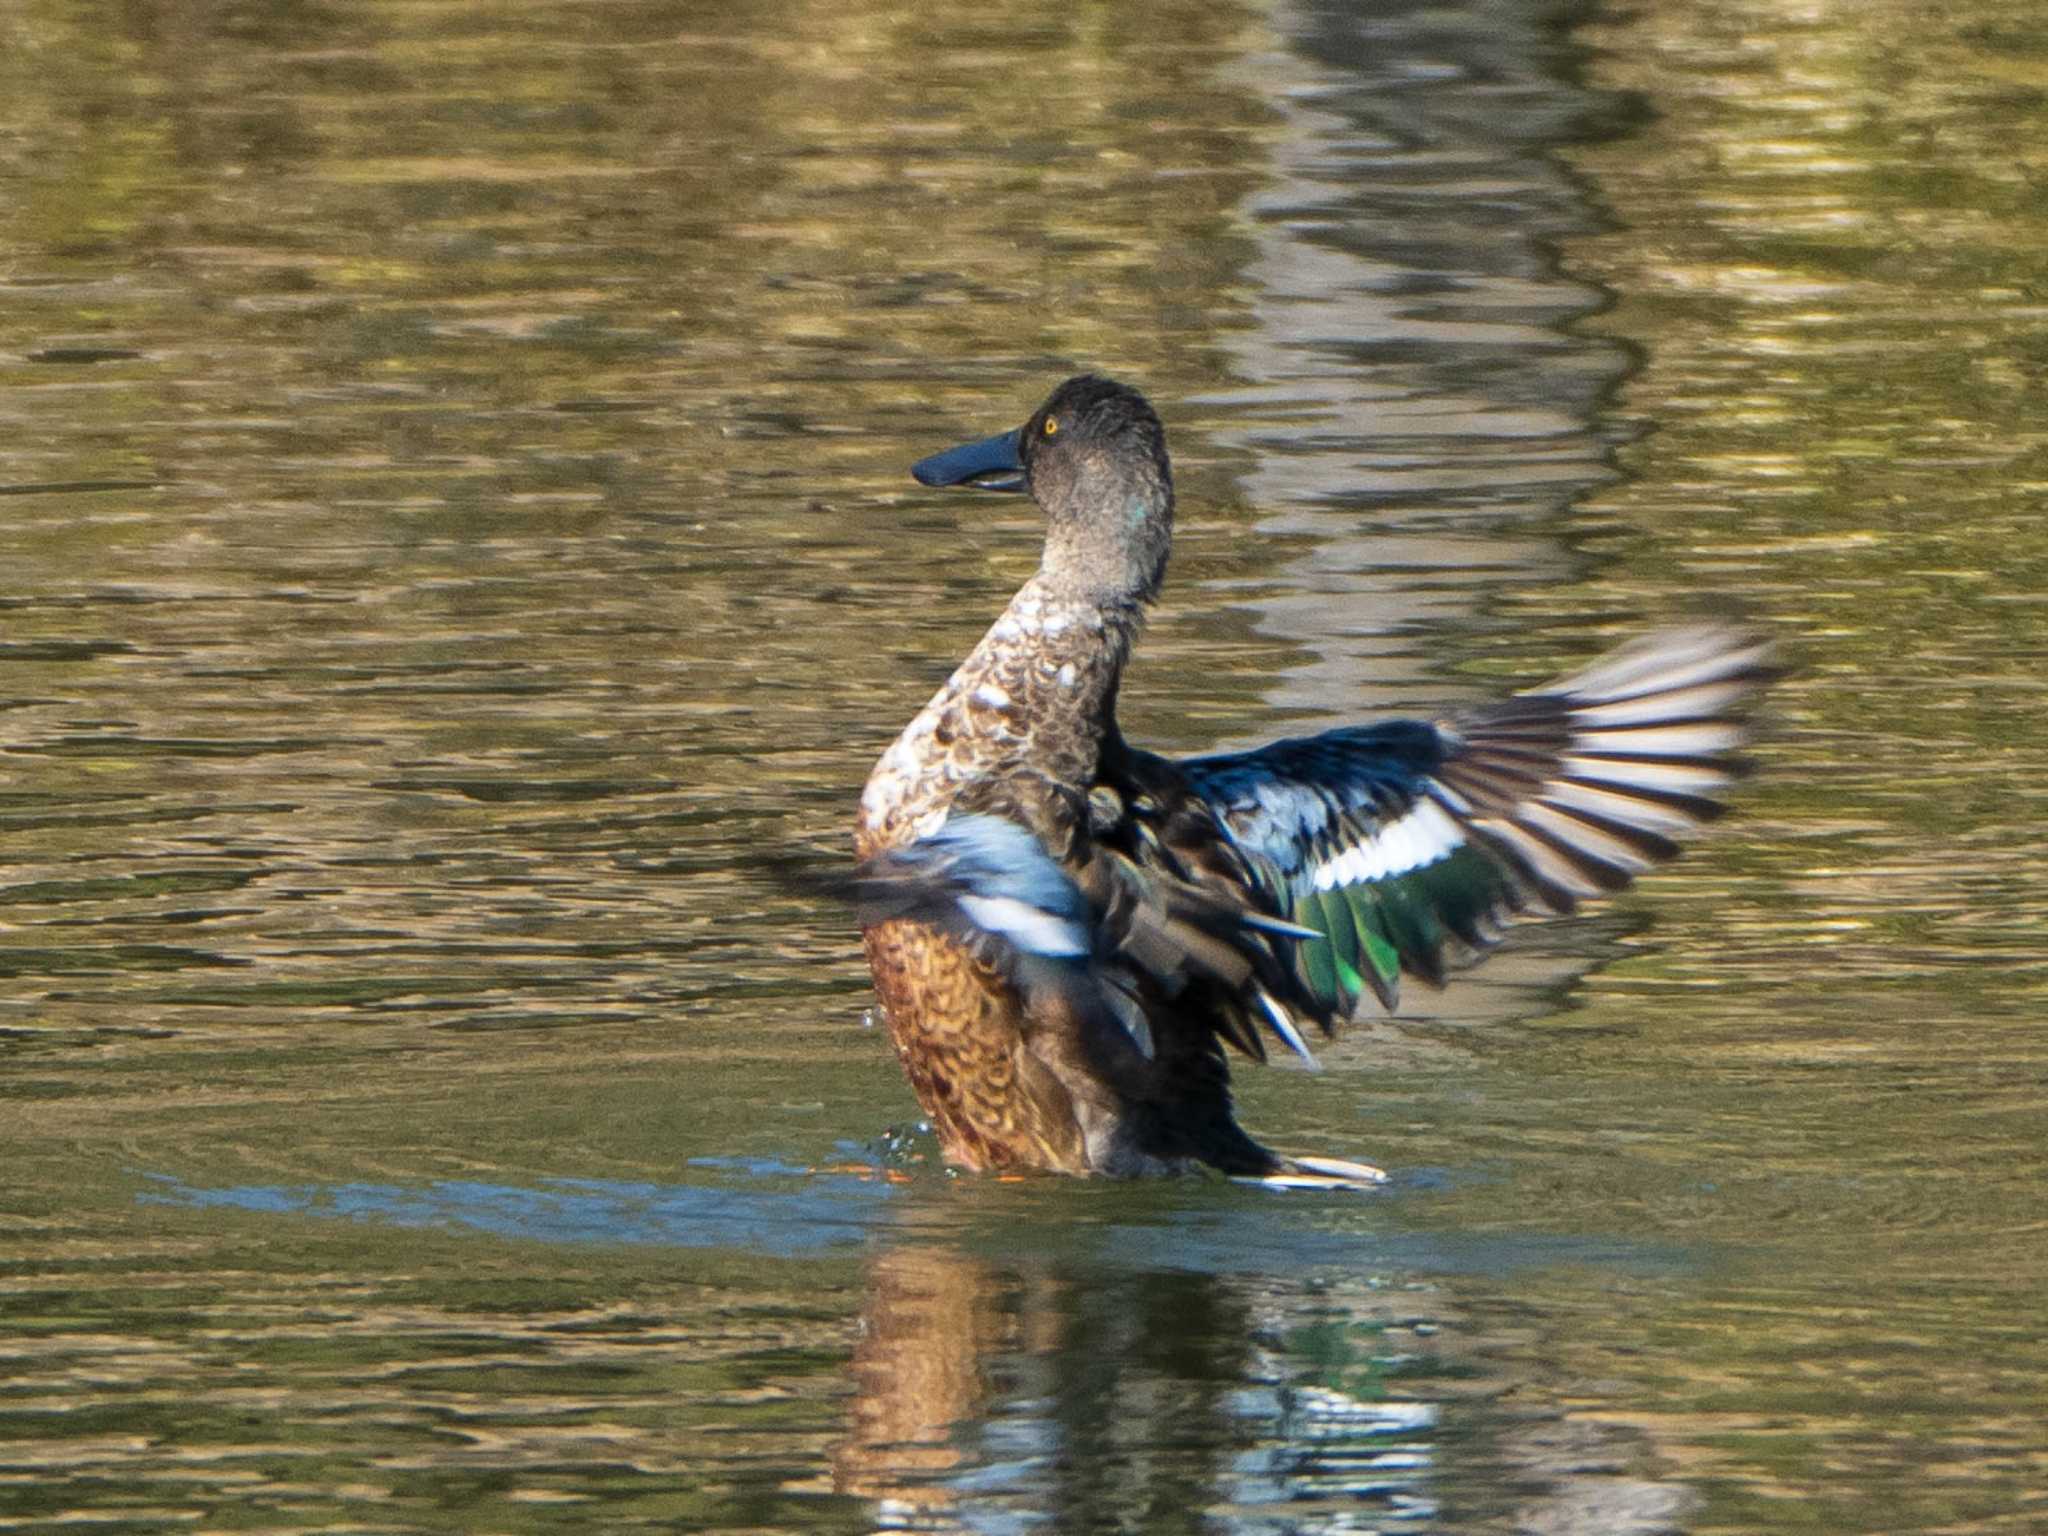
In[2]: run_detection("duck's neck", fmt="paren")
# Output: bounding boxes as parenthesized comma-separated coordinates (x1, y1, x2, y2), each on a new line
(858, 575, 1147, 852)
(972, 574, 1146, 751)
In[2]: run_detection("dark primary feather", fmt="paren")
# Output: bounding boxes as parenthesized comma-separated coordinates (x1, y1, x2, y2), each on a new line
(1086, 738, 1336, 1066)
(1182, 627, 1777, 1016)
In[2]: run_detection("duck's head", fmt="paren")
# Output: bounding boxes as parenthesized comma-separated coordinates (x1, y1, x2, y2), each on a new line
(912, 374, 1173, 605)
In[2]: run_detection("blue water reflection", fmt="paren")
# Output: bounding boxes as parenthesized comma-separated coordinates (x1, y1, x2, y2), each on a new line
(138, 1161, 896, 1256)
(137, 1162, 1684, 1279)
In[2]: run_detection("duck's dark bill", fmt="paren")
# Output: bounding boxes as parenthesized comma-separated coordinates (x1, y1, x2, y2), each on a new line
(911, 426, 1025, 491)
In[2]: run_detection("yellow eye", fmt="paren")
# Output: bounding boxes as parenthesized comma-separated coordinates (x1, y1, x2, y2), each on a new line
(1043, 416, 1059, 437)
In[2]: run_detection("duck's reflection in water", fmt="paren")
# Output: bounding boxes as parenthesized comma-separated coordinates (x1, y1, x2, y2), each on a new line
(835, 1213, 1695, 1536)
(134, 1168, 1694, 1532)
(839, 1243, 1002, 1503)
(837, 1228, 1437, 1532)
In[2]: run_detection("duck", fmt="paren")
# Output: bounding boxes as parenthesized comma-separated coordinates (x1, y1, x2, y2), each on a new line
(854, 374, 1772, 1183)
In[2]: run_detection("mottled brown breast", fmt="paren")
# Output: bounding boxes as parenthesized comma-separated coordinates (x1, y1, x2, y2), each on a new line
(857, 583, 1136, 857)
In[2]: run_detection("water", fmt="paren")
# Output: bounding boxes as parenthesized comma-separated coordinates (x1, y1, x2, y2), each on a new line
(3, 0, 2046, 1531)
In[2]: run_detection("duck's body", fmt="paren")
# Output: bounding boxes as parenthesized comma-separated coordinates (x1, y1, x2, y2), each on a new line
(855, 376, 1771, 1181)
(857, 577, 1146, 1173)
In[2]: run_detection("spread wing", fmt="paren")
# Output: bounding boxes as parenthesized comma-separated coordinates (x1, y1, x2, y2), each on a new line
(1181, 627, 1776, 1016)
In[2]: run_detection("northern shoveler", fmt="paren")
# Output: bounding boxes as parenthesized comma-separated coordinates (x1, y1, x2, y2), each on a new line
(854, 374, 1772, 1183)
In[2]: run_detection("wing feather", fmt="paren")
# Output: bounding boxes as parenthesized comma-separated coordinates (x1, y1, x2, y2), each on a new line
(1184, 626, 1776, 1014)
